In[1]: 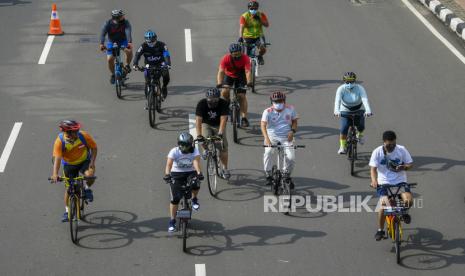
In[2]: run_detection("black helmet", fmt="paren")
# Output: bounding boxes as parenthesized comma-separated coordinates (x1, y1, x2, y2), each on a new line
(205, 88, 220, 98)
(248, 1, 259, 9)
(178, 132, 194, 153)
(343, 71, 357, 82)
(229, 42, 243, 53)
(111, 9, 124, 19)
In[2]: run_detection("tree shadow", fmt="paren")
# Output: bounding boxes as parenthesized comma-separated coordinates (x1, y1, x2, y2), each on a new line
(153, 106, 195, 131)
(412, 156, 465, 172)
(351, 151, 371, 179)
(0, 0, 31, 6)
(254, 76, 344, 95)
(168, 85, 210, 96)
(399, 227, 465, 270)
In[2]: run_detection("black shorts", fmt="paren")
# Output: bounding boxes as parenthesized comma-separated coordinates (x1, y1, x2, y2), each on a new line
(223, 73, 247, 94)
(63, 159, 90, 179)
(169, 171, 200, 204)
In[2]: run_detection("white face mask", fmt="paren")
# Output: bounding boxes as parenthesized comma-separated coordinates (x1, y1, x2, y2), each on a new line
(273, 103, 284, 110)
(345, 83, 355, 90)
(249, 9, 258, 15)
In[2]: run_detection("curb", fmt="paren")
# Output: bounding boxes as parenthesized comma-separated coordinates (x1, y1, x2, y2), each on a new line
(418, 0, 465, 41)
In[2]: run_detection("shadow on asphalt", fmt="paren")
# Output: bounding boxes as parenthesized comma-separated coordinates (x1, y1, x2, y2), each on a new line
(0, 0, 30, 6)
(153, 106, 195, 131)
(253, 75, 343, 95)
(412, 156, 465, 172)
(399, 227, 465, 270)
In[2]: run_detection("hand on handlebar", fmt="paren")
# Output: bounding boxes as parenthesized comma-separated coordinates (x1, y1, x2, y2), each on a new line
(49, 174, 59, 183)
(365, 112, 373, 118)
(126, 43, 133, 50)
(264, 137, 272, 147)
(216, 84, 223, 89)
(163, 174, 172, 184)
(370, 179, 378, 189)
(196, 135, 205, 143)
(197, 172, 204, 181)
(99, 44, 106, 52)
(334, 112, 341, 118)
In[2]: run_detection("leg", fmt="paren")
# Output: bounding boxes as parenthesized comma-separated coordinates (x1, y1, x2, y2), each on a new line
(107, 55, 115, 75)
(236, 72, 249, 125)
(355, 114, 366, 143)
(161, 69, 170, 98)
(123, 48, 133, 66)
(263, 146, 275, 173)
(238, 93, 248, 119)
(170, 203, 178, 220)
(219, 127, 229, 169)
(401, 192, 413, 208)
(338, 115, 350, 153)
(283, 140, 296, 175)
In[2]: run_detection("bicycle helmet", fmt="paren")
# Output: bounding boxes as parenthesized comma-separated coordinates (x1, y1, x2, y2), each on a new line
(178, 132, 194, 154)
(59, 120, 81, 132)
(270, 91, 286, 102)
(111, 9, 124, 19)
(248, 1, 259, 9)
(343, 71, 357, 82)
(144, 30, 157, 43)
(229, 42, 243, 53)
(205, 88, 220, 99)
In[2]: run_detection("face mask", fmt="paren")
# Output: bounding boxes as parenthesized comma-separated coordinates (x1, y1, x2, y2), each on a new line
(249, 9, 257, 15)
(345, 83, 355, 90)
(384, 143, 396, 153)
(273, 103, 284, 110)
(232, 55, 242, 60)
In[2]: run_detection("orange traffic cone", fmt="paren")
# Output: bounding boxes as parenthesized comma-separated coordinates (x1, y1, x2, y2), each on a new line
(48, 4, 64, 35)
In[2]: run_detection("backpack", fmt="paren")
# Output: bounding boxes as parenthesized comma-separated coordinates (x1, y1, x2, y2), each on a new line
(59, 132, 89, 153)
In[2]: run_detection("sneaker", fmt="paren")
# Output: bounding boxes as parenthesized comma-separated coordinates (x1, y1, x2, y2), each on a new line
(222, 169, 231, 180)
(402, 214, 411, 224)
(62, 212, 69, 222)
(192, 198, 200, 211)
(162, 86, 168, 99)
(110, 74, 115, 84)
(84, 189, 93, 202)
(338, 146, 347, 155)
(258, 55, 265, 65)
(168, 219, 176, 233)
(375, 230, 385, 241)
(241, 117, 250, 128)
(124, 64, 131, 74)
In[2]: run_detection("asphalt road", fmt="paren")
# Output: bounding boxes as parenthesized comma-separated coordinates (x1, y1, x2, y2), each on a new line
(0, 0, 464, 275)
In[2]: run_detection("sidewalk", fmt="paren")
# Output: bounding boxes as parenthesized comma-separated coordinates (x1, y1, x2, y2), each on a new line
(442, 0, 465, 18)
(418, 0, 465, 41)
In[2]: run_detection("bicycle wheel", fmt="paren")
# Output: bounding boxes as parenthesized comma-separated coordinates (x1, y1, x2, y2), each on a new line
(155, 84, 162, 113)
(206, 154, 218, 197)
(251, 60, 256, 93)
(232, 106, 239, 143)
(69, 196, 79, 244)
(148, 88, 156, 128)
(271, 165, 279, 195)
(282, 178, 292, 215)
(182, 220, 188, 252)
(115, 78, 122, 99)
(395, 220, 401, 264)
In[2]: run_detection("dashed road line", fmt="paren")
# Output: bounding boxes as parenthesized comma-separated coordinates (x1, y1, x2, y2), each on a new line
(195, 264, 206, 276)
(185, 28, 193, 62)
(38, 35, 55, 64)
(0, 122, 23, 173)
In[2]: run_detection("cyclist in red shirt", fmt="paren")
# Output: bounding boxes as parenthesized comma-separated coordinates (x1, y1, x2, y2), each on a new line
(216, 43, 252, 127)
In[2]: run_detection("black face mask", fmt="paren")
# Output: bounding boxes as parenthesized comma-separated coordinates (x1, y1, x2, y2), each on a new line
(207, 98, 219, 108)
(384, 143, 396, 153)
(232, 55, 242, 60)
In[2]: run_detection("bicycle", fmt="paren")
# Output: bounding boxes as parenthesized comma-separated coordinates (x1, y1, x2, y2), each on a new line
(173, 175, 200, 252)
(104, 42, 128, 99)
(49, 175, 97, 244)
(264, 142, 305, 214)
(340, 112, 365, 176)
(220, 85, 247, 143)
(135, 64, 168, 128)
(200, 135, 224, 197)
(380, 182, 417, 264)
(242, 41, 271, 93)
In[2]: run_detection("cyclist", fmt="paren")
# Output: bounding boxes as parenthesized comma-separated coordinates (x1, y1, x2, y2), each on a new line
(50, 120, 98, 222)
(238, 1, 269, 65)
(99, 9, 133, 84)
(195, 88, 230, 179)
(261, 91, 299, 186)
(334, 71, 372, 154)
(133, 30, 171, 99)
(163, 132, 204, 233)
(217, 43, 253, 127)
(369, 131, 413, 241)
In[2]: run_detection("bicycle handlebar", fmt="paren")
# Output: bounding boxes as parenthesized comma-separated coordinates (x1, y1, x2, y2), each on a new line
(263, 144, 306, 149)
(48, 176, 97, 182)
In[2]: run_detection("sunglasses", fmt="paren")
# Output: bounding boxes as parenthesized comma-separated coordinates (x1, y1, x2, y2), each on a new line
(345, 80, 355, 84)
(231, 52, 242, 57)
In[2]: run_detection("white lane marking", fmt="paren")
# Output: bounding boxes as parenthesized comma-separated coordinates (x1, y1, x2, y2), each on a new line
(0, 122, 23, 173)
(38, 35, 55, 64)
(195, 264, 206, 276)
(401, 0, 465, 65)
(185, 29, 193, 62)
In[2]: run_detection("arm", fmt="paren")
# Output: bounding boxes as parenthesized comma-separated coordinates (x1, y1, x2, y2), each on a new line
(163, 47, 171, 66)
(261, 121, 271, 146)
(239, 15, 246, 38)
(52, 157, 62, 180)
(288, 118, 298, 142)
(133, 45, 143, 66)
(193, 156, 202, 175)
(219, 116, 227, 134)
(359, 86, 372, 114)
(370, 167, 378, 188)
(100, 21, 108, 45)
(260, 12, 269, 27)
(334, 87, 342, 115)
(89, 148, 97, 169)
(245, 69, 252, 84)
(125, 20, 132, 43)
(217, 67, 225, 86)
(165, 158, 174, 175)
(195, 116, 203, 137)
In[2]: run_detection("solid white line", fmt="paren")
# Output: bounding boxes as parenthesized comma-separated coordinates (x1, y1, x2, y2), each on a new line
(195, 264, 206, 276)
(185, 29, 193, 62)
(38, 35, 55, 64)
(401, 0, 465, 65)
(0, 122, 23, 173)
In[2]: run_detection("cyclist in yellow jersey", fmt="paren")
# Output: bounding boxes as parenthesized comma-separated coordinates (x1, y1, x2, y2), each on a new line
(238, 1, 269, 65)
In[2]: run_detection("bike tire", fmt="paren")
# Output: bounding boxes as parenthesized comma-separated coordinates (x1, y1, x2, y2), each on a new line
(115, 78, 122, 99)
(206, 154, 218, 197)
(395, 220, 401, 264)
(156, 84, 162, 113)
(251, 60, 256, 93)
(69, 196, 79, 244)
(283, 178, 292, 215)
(182, 220, 188, 252)
(232, 107, 239, 143)
(148, 88, 156, 128)
(271, 165, 279, 195)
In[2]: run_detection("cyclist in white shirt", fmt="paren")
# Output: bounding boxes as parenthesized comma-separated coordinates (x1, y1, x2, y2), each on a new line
(334, 72, 373, 154)
(261, 91, 299, 186)
(369, 130, 413, 241)
(163, 132, 203, 233)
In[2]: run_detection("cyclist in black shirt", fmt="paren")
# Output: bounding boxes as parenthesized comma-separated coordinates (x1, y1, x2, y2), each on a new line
(133, 30, 171, 99)
(99, 9, 133, 84)
(195, 88, 231, 179)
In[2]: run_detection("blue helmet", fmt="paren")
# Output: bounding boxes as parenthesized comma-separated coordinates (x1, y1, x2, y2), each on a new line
(205, 88, 221, 98)
(144, 30, 157, 43)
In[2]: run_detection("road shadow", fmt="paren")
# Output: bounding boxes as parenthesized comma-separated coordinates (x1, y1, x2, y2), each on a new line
(412, 156, 465, 172)
(0, 0, 31, 6)
(153, 106, 195, 131)
(399, 227, 465, 270)
(254, 75, 343, 95)
(351, 151, 371, 179)
(186, 220, 327, 256)
(168, 85, 210, 96)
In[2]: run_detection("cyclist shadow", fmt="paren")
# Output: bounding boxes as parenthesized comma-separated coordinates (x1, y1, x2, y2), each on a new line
(153, 106, 195, 131)
(399, 227, 465, 270)
(351, 151, 372, 179)
(119, 82, 146, 101)
(411, 156, 465, 172)
(186, 220, 327, 256)
(215, 168, 267, 202)
(167, 85, 210, 96)
(254, 75, 343, 95)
